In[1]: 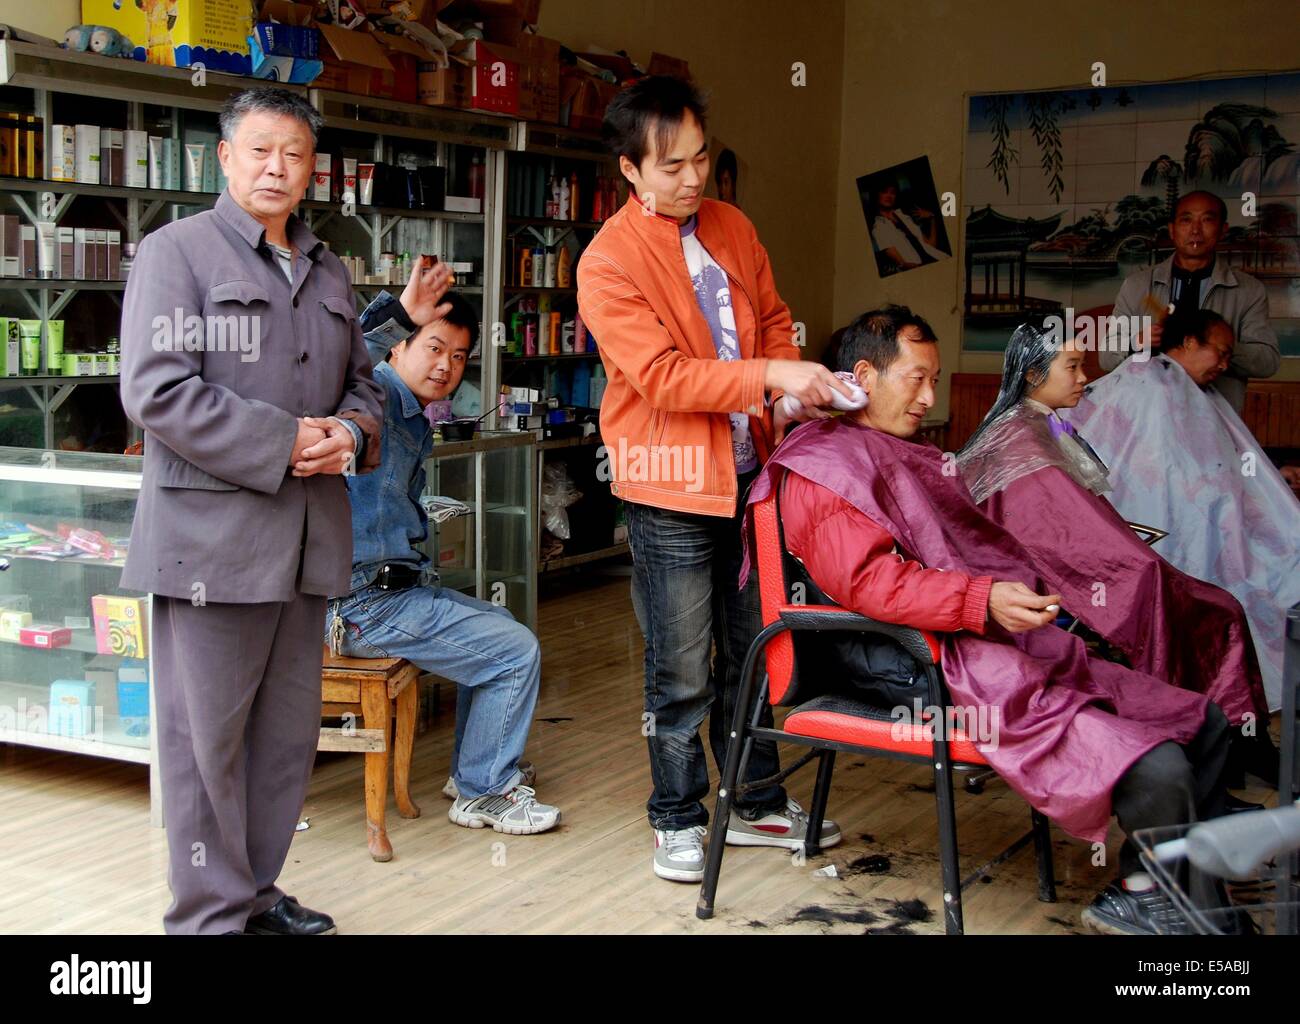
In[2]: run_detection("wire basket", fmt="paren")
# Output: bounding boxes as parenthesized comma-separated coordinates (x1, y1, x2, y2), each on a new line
(1135, 821, 1300, 936)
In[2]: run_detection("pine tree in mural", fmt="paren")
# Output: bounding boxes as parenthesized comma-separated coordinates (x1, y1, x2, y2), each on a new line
(1184, 103, 1294, 180)
(1140, 154, 1183, 221)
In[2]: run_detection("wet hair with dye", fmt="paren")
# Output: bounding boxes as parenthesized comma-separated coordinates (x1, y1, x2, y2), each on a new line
(961, 322, 1057, 453)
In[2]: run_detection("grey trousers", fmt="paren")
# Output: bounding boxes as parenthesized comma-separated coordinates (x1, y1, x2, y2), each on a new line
(153, 592, 326, 935)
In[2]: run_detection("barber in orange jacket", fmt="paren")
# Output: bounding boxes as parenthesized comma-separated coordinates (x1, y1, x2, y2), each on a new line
(578, 75, 853, 883)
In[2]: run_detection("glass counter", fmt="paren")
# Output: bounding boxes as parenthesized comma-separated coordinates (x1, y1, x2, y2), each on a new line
(420, 431, 537, 632)
(0, 446, 161, 819)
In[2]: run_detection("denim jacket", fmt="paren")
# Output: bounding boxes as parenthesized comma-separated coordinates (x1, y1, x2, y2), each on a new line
(344, 290, 435, 595)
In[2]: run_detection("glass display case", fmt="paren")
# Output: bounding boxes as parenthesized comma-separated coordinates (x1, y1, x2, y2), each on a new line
(0, 446, 160, 821)
(421, 432, 537, 633)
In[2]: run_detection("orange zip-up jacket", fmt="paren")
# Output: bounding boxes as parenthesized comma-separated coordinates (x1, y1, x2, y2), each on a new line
(577, 194, 801, 517)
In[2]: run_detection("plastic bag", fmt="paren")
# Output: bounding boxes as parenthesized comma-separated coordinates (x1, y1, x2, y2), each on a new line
(541, 462, 582, 540)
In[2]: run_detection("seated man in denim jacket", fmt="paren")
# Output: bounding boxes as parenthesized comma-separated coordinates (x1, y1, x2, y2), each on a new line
(326, 258, 560, 835)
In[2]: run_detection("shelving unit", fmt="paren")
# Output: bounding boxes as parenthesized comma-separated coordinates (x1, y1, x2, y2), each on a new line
(0, 39, 632, 654)
(0, 39, 522, 445)
(499, 124, 628, 576)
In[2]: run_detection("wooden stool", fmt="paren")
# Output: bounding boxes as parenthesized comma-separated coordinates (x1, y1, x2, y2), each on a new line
(319, 647, 422, 862)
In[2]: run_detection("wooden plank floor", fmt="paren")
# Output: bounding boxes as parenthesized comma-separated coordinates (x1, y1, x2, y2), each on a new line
(0, 572, 1276, 935)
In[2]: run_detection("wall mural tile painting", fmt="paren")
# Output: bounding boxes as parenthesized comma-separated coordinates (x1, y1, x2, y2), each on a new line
(962, 73, 1300, 355)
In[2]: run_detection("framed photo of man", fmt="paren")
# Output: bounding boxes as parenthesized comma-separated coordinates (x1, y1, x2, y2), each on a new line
(857, 156, 952, 278)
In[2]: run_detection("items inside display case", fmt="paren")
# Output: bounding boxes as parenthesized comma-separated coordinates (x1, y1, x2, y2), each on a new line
(0, 447, 150, 756)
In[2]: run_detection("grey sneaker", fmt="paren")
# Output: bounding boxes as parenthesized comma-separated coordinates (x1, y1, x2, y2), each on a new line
(448, 784, 560, 835)
(653, 825, 708, 882)
(725, 797, 842, 850)
(1081, 880, 1190, 936)
(442, 760, 536, 800)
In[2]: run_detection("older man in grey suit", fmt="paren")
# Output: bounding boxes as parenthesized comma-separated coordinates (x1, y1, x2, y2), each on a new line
(120, 88, 382, 935)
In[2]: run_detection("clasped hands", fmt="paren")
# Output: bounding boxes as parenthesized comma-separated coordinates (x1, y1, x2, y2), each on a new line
(291, 417, 355, 477)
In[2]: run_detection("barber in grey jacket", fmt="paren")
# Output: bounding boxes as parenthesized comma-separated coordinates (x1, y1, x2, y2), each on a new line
(119, 88, 382, 935)
(1103, 190, 1279, 411)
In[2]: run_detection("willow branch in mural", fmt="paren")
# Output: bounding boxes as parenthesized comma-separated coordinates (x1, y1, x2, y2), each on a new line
(1185, 103, 1294, 180)
(983, 95, 1017, 195)
(984, 93, 1075, 201)
(1026, 92, 1072, 202)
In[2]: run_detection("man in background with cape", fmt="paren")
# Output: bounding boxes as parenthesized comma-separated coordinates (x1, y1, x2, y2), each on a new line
(1066, 309, 1300, 717)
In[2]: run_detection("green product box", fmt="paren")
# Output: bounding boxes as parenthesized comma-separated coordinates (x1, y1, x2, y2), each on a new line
(0, 317, 19, 376)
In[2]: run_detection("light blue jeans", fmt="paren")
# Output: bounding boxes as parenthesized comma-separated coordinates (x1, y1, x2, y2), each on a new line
(328, 584, 540, 800)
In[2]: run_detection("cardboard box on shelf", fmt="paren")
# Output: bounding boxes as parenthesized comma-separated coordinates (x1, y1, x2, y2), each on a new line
(374, 0, 455, 30)
(452, 37, 522, 116)
(81, 0, 254, 74)
(441, 0, 540, 30)
(315, 23, 394, 95)
(260, 0, 316, 25)
(574, 49, 637, 83)
(647, 52, 691, 80)
(417, 55, 471, 108)
(516, 32, 559, 123)
(560, 66, 618, 133)
(371, 30, 432, 103)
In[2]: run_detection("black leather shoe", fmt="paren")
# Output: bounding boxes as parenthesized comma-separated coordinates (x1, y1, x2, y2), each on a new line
(245, 896, 337, 935)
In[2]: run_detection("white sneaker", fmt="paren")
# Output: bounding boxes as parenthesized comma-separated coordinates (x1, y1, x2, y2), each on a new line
(725, 797, 842, 850)
(443, 760, 536, 800)
(448, 784, 560, 835)
(653, 825, 708, 882)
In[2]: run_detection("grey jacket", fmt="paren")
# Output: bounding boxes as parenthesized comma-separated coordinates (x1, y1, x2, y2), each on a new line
(119, 190, 383, 603)
(1103, 254, 1280, 411)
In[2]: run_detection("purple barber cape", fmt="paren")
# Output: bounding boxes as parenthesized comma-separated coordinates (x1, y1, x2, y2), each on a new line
(743, 418, 1210, 843)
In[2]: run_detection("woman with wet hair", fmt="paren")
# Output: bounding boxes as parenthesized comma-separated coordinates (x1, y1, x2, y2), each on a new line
(957, 323, 1273, 789)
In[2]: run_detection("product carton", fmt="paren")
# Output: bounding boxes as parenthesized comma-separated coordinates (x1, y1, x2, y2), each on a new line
(80, 0, 253, 74)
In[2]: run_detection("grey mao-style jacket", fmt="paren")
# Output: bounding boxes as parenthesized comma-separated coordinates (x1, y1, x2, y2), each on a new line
(119, 190, 383, 603)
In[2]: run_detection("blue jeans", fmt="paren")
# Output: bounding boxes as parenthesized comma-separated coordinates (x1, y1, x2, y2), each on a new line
(328, 584, 540, 800)
(626, 486, 786, 831)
